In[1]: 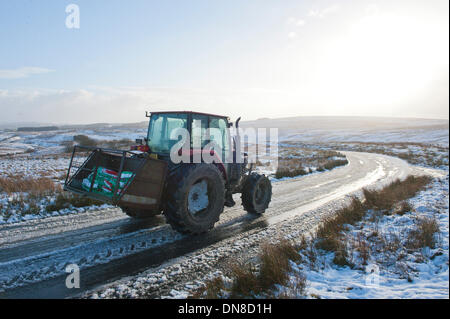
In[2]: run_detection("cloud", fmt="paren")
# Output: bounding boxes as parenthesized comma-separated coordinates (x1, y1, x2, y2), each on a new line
(0, 87, 281, 124)
(285, 4, 339, 40)
(287, 17, 306, 27)
(1, 81, 448, 125)
(286, 18, 304, 40)
(0, 67, 53, 79)
(308, 4, 340, 18)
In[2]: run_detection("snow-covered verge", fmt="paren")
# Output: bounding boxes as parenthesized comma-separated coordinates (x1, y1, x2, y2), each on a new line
(0, 154, 112, 225)
(185, 176, 448, 299)
(280, 127, 449, 147)
(334, 142, 448, 170)
(253, 146, 348, 180)
(286, 175, 449, 299)
(0, 192, 111, 225)
(0, 126, 146, 156)
(0, 154, 72, 179)
(282, 141, 449, 171)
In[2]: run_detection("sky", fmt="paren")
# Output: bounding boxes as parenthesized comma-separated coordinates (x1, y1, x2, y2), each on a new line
(0, 0, 448, 124)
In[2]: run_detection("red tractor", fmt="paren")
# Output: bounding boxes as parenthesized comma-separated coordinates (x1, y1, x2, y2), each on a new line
(64, 111, 272, 234)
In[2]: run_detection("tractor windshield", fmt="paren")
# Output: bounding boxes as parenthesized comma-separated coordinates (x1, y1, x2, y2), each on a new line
(147, 113, 188, 154)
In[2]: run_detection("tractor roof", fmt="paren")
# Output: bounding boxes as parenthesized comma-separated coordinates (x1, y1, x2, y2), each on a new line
(149, 111, 229, 119)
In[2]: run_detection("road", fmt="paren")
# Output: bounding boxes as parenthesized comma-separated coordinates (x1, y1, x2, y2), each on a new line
(0, 151, 441, 298)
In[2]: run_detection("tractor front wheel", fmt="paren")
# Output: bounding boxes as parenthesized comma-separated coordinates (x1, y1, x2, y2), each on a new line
(163, 164, 225, 234)
(241, 173, 272, 214)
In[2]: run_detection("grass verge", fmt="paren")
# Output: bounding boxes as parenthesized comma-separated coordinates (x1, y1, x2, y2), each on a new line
(193, 239, 304, 298)
(193, 174, 435, 298)
(275, 150, 348, 179)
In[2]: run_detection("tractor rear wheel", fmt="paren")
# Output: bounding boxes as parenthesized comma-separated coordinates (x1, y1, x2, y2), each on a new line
(120, 207, 160, 219)
(164, 164, 225, 234)
(241, 173, 272, 214)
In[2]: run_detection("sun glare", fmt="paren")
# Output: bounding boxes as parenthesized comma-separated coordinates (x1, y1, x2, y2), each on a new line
(310, 11, 448, 108)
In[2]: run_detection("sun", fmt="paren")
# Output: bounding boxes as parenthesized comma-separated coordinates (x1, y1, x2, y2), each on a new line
(311, 10, 448, 108)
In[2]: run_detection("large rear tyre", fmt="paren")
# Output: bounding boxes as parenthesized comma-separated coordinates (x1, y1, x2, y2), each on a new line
(241, 173, 272, 214)
(120, 207, 160, 219)
(163, 164, 225, 234)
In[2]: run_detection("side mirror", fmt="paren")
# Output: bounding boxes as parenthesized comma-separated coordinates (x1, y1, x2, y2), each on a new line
(135, 138, 143, 145)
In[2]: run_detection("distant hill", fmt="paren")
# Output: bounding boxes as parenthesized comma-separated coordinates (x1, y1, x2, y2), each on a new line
(2, 116, 448, 145)
(17, 126, 59, 132)
(242, 116, 449, 131)
(240, 116, 449, 145)
(0, 122, 54, 130)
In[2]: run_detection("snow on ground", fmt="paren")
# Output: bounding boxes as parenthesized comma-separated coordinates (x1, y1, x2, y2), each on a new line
(0, 154, 71, 179)
(280, 128, 449, 146)
(0, 126, 146, 156)
(281, 141, 449, 171)
(242, 117, 449, 146)
(286, 176, 449, 299)
(148, 171, 448, 300)
(0, 152, 116, 225)
(253, 144, 348, 180)
(0, 196, 111, 225)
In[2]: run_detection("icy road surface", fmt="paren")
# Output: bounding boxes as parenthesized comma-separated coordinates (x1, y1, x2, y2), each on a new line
(0, 151, 444, 298)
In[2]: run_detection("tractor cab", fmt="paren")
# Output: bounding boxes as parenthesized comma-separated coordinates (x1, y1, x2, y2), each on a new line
(139, 111, 232, 163)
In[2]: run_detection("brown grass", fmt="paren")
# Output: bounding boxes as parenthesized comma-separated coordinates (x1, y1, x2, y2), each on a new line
(363, 175, 432, 211)
(193, 239, 302, 298)
(62, 136, 134, 153)
(258, 240, 301, 290)
(230, 240, 301, 297)
(229, 263, 260, 297)
(73, 135, 98, 147)
(275, 158, 348, 179)
(315, 175, 432, 266)
(0, 176, 60, 196)
(191, 277, 226, 299)
(407, 217, 440, 249)
(45, 192, 103, 212)
(315, 197, 365, 253)
(274, 148, 348, 179)
(323, 159, 349, 170)
(354, 232, 370, 265)
(379, 231, 402, 254)
(0, 175, 102, 216)
(275, 167, 308, 179)
(391, 201, 413, 216)
(278, 272, 307, 298)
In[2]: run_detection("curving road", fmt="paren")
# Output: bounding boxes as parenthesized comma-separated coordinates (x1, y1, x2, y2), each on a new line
(0, 151, 442, 298)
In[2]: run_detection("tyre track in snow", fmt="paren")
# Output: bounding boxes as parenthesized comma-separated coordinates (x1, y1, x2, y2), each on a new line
(0, 152, 441, 298)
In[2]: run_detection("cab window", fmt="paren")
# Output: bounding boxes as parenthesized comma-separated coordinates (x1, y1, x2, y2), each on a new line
(209, 117, 230, 160)
(147, 113, 188, 153)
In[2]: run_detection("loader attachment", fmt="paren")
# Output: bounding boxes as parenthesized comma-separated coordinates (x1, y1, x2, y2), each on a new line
(64, 146, 167, 212)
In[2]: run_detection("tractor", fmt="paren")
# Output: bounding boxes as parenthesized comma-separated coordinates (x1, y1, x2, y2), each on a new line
(64, 111, 272, 234)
